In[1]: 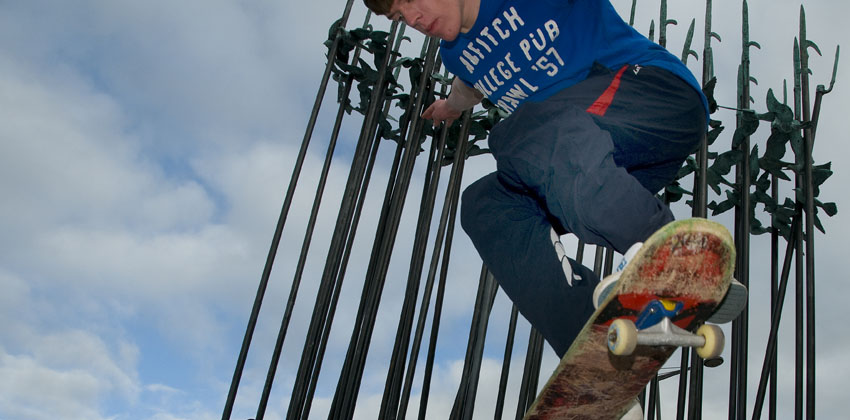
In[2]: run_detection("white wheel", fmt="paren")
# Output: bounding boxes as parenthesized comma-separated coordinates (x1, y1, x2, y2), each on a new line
(696, 324, 725, 359)
(608, 319, 638, 356)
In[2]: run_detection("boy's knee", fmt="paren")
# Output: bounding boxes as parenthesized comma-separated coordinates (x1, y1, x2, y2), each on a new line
(460, 174, 497, 239)
(460, 182, 484, 236)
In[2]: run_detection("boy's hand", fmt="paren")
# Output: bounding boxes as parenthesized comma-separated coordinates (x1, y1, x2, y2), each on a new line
(422, 99, 463, 128)
(422, 78, 484, 128)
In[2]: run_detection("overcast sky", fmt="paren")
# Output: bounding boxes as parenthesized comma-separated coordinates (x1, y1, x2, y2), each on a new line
(0, 1, 847, 419)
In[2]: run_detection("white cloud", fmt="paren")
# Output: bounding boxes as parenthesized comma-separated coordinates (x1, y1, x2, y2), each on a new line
(0, 0, 847, 419)
(0, 351, 106, 420)
(0, 272, 140, 420)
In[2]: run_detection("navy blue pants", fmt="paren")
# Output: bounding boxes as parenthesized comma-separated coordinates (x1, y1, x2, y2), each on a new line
(460, 64, 706, 357)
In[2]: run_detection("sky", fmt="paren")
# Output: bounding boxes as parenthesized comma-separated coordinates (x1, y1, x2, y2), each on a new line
(0, 1, 847, 419)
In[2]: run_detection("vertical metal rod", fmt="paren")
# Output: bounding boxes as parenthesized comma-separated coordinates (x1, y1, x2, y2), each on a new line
(678, 2, 714, 417)
(462, 258, 501, 420)
(658, 0, 669, 48)
(287, 76, 378, 420)
(575, 241, 587, 264)
(676, 349, 690, 420)
(729, 3, 754, 419)
(797, 8, 817, 419)
(256, 11, 378, 416)
(385, 135, 442, 419)
(656, 381, 663, 420)
(689, 351, 705, 420)
(381, 102, 446, 420)
(603, 247, 615, 277)
(328, 120, 402, 420)
(648, 376, 660, 420)
(452, 266, 498, 420)
(395, 110, 468, 420)
(791, 35, 805, 420)
(327, 115, 402, 419)
(767, 88, 784, 420)
(769, 212, 778, 420)
(321, 20, 406, 420)
(592, 246, 605, 277)
(752, 217, 801, 419)
(414, 131, 469, 420)
(220, 2, 356, 418)
(696, 0, 714, 220)
(328, 136, 402, 420)
(299, 23, 419, 420)
(384, 55, 451, 420)
(334, 37, 442, 420)
(495, 306, 520, 420)
(301, 108, 390, 420)
(515, 329, 545, 420)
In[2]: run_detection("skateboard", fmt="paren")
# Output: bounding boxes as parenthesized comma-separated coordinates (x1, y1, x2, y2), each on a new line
(523, 218, 735, 419)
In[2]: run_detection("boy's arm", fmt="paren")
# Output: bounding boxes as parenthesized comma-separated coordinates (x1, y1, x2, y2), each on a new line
(446, 77, 484, 110)
(422, 78, 484, 127)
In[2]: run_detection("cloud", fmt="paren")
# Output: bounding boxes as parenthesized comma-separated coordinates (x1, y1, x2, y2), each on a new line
(0, 271, 140, 420)
(0, 352, 106, 420)
(0, 0, 847, 419)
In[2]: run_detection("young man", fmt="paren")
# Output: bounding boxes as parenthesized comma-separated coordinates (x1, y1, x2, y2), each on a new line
(367, 0, 740, 387)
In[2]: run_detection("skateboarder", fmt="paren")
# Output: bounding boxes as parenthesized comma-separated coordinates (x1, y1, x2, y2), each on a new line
(365, 1, 745, 416)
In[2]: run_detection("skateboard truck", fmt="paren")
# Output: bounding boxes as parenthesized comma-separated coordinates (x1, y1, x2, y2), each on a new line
(607, 299, 725, 359)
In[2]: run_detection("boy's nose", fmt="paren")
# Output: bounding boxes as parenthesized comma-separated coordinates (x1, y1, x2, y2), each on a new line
(401, 9, 419, 27)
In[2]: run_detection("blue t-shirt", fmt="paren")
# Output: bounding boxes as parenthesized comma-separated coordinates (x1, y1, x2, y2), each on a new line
(440, 0, 708, 114)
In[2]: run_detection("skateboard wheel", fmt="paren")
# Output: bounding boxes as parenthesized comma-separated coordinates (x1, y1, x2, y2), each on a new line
(696, 324, 725, 359)
(608, 319, 638, 356)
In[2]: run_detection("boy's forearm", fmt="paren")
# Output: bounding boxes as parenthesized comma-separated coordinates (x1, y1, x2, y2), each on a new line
(445, 78, 484, 111)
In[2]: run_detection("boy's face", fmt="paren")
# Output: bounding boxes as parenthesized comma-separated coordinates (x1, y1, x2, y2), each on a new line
(384, 0, 475, 41)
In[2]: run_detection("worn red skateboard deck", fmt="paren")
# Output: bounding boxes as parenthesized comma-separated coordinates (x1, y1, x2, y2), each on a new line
(523, 218, 735, 419)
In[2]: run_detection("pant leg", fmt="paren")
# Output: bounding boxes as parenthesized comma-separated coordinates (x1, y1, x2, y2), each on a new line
(461, 173, 598, 357)
(488, 103, 675, 254)
(487, 64, 706, 252)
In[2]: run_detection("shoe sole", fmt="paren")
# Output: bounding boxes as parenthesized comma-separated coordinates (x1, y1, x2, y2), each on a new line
(593, 272, 620, 309)
(707, 280, 748, 324)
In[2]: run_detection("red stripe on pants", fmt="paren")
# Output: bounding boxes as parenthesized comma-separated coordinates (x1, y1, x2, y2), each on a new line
(586, 65, 629, 116)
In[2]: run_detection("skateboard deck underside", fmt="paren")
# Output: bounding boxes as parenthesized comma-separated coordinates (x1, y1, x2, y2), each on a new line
(523, 218, 735, 420)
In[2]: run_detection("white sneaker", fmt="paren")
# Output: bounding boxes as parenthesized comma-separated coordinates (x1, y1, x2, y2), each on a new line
(707, 277, 748, 324)
(593, 243, 643, 309)
(620, 398, 644, 420)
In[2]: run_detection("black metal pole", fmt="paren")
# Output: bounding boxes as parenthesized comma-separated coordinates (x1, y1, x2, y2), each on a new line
(752, 217, 802, 419)
(220, 2, 356, 418)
